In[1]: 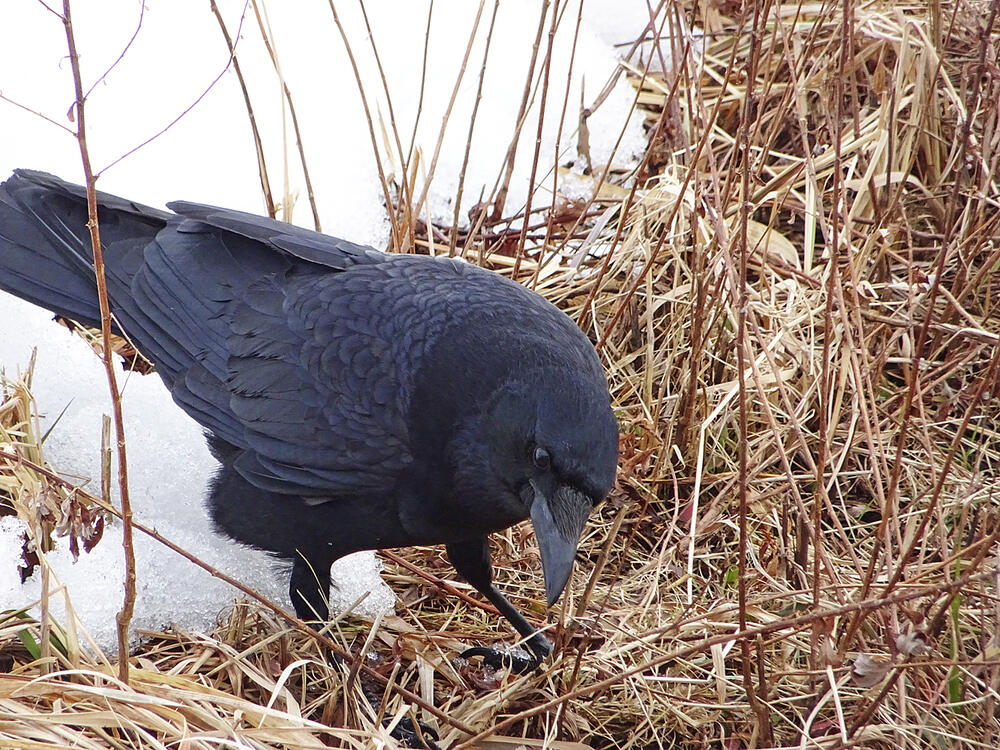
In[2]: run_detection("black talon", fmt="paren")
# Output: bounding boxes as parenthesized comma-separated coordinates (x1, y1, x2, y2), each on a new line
(385, 716, 440, 749)
(447, 540, 562, 674)
(459, 630, 553, 674)
(460, 645, 536, 674)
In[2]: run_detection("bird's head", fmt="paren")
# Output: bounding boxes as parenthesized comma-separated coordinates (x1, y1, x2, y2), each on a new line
(466, 366, 619, 607)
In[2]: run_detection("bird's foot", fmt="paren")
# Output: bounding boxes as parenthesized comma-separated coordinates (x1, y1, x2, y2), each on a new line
(385, 716, 440, 749)
(459, 631, 553, 674)
(460, 645, 536, 674)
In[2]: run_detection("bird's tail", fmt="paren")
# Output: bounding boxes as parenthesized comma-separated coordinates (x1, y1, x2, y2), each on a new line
(0, 169, 170, 327)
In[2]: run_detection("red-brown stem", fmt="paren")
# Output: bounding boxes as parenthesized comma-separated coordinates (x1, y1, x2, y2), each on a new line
(511, 0, 558, 279)
(61, 0, 136, 685)
(490, 1, 549, 224)
(734, 0, 771, 742)
(209, 0, 276, 219)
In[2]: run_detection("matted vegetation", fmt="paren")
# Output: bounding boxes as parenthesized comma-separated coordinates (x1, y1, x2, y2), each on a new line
(3, 1, 1000, 748)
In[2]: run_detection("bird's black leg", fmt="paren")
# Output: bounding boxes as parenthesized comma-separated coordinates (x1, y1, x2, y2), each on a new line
(446, 538, 552, 674)
(290, 553, 439, 748)
(289, 550, 333, 624)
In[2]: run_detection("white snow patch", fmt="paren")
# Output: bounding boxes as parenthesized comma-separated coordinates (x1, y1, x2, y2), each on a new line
(0, 0, 646, 248)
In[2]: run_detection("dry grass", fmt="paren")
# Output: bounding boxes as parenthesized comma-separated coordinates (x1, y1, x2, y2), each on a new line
(3, 1, 1000, 748)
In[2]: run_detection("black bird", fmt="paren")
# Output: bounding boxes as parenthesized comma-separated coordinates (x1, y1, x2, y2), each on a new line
(0, 170, 618, 671)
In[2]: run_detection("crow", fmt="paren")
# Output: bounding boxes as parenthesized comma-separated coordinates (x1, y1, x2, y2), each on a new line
(0, 170, 618, 671)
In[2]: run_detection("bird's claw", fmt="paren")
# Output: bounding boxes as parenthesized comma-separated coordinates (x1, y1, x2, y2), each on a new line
(386, 716, 440, 749)
(460, 645, 538, 673)
(460, 632, 553, 674)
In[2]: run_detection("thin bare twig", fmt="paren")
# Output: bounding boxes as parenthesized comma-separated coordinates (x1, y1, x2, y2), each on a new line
(210, 0, 276, 219)
(355, 0, 415, 248)
(511, 0, 560, 279)
(449, 0, 500, 257)
(61, 0, 135, 685)
(489, 1, 549, 223)
(82, 0, 145, 101)
(410, 0, 487, 233)
(734, 0, 771, 741)
(251, 0, 321, 230)
(0, 92, 75, 134)
(326, 0, 401, 250)
(98, 0, 253, 176)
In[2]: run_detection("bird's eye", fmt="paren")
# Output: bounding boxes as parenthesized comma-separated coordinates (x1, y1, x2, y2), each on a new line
(532, 445, 551, 470)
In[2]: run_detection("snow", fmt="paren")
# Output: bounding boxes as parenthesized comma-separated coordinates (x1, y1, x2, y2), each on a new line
(0, 0, 648, 246)
(0, 0, 651, 653)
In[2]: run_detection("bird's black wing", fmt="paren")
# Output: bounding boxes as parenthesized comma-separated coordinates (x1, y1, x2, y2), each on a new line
(0, 170, 170, 327)
(1, 174, 593, 500)
(128, 204, 474, 498)
(165, 201, 385, 269)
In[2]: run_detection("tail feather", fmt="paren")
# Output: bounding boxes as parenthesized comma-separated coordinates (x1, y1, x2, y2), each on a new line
(0, 170, 250, 401)
(0, 169, 170, 327)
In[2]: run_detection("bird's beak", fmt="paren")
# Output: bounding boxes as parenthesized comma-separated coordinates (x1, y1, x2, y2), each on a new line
(529, 483, 593, 607)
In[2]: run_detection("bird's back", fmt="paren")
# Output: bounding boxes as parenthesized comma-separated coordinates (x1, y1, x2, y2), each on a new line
(0, 170, 605, 504)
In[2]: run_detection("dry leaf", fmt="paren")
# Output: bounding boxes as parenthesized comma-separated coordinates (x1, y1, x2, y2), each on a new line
(851, 653, 892, 688)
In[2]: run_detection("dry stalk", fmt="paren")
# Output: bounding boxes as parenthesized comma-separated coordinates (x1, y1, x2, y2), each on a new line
(60, 0, 136, 685)
(209, 0, 276, 219)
